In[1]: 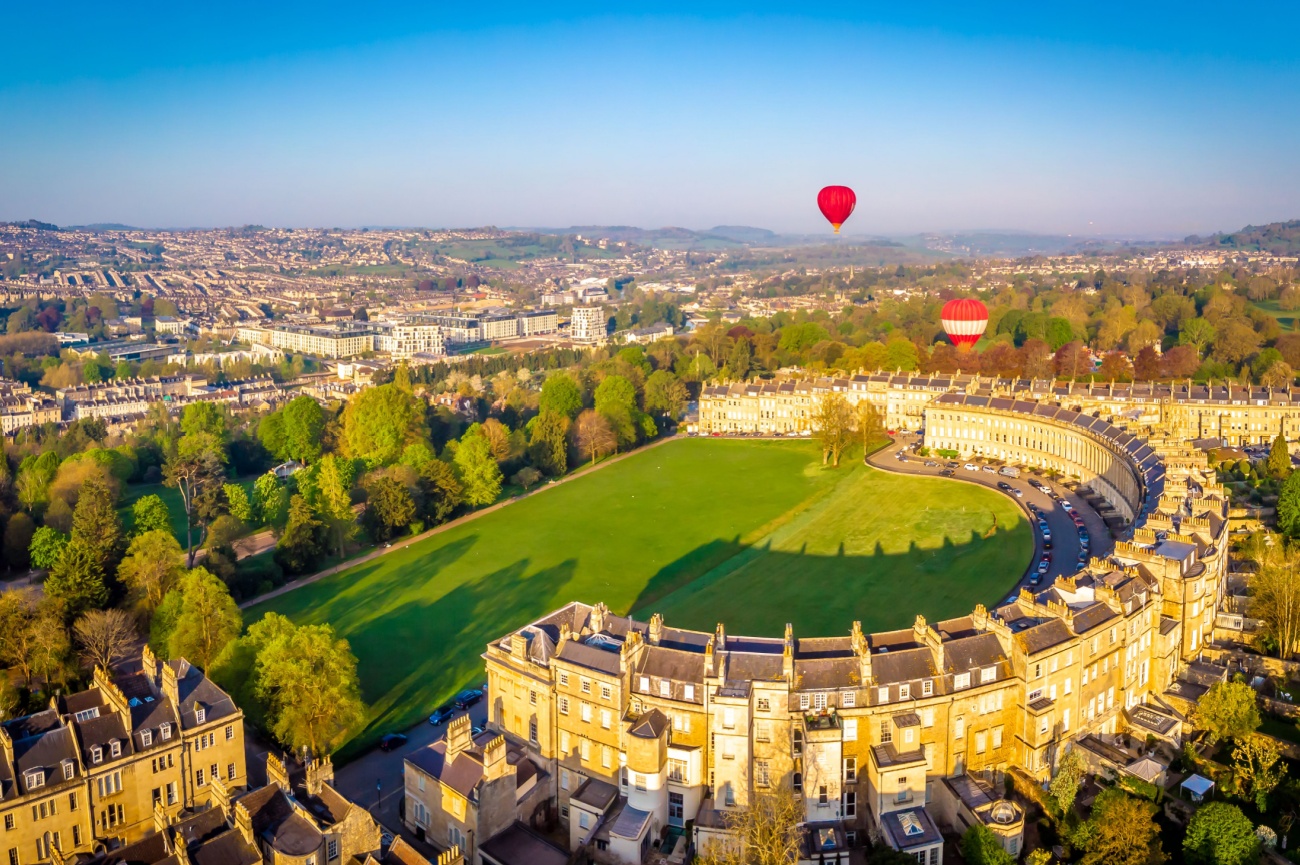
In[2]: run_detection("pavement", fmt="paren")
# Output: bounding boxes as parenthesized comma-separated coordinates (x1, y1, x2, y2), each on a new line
(867, 431, 1113, 603)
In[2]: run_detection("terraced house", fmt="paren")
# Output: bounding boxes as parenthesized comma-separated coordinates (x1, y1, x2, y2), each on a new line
(0, 647, 246, 865)
(698, 371, 1300, 448)
(455, 414, 1231, 865)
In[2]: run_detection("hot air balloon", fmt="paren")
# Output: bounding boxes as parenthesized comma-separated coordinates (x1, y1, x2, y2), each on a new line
(941, 298, 988, 350)
(817, 185, 856, 233)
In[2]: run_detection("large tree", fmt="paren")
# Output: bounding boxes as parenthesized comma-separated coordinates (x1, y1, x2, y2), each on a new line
(538, 373, 583, 419)
(1246, 535, 1300, 659)
(363, 476, 416, 542)
(131, 494, 172, 536)
(252, 614, 365, 756)
(528, 411, 570, 476)
(1279, 472, 1300, 538)
(253, 472, 291, 533)
(855, 400, 884, 454)
(1232, 735, 1287, 811)
(73, 608, 137, 671)
(1049, 745, 1088, 818)
(342, 384, 421, 464)
(164, 430, 228, 566)
(271, 395, 325, 464)
(275, 495, 327, 575)
(69, 476, 123, 572)
(644, 370, 688, 419)
(314, 455, 357, 559)
(28, 526, 68, 571)
(572, 409, 617, 467)
(594, 374, 639, 447)
(454, 435, 503, 507)
(117, 529, 185, 612)
(814, 393, 855, 467)
(1269, 435, 1293, 478)
(3, 512, 35, 571)
(0, 590, 37, 682)
(1183, 802, 1260, 865)
(168, 568, 242, 669)
(45, 542, 109, 619)
(1192, 679, 1261, 745)
(696, 785, 801, 865)
(1070, 788, 1165, 865)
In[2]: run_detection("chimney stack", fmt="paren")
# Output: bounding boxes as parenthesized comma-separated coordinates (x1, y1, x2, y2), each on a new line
(446, 715, 473, 760)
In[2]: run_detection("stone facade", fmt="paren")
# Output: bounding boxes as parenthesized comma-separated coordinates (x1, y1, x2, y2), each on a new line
(698, 371, 1300, 448)
(0, 648, 247, 865)
(475, 437, 1228, 863)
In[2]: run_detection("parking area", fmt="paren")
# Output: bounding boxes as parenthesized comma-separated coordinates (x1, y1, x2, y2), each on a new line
(868, 431, 1114, 603)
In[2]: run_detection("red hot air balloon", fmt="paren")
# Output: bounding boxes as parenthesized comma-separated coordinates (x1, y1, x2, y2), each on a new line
(817, 185, 856, 233)
(941, 298, 989, 350)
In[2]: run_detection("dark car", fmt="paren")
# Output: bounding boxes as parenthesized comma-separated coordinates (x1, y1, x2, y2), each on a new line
(378, 733, 408, 752)
(946, 461, 959, 469)
(428, 705, 455, 725)
(939, 468, 955, 477)
(454, 689, 483, 710)
(997, 481, 1012, 492)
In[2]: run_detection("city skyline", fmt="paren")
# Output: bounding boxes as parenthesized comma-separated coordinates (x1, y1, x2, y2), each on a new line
(2, 1, 1298, 236)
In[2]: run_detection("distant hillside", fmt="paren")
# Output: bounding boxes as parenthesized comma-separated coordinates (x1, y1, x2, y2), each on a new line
(70, 223, 140, 231)
(896, 231, 1134, 258)
(2, 219, 59, 231)
(1185, 220, 1300, 256)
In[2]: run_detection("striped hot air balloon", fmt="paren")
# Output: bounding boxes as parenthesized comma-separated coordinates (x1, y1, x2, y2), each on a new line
(941, 298, 988, 350)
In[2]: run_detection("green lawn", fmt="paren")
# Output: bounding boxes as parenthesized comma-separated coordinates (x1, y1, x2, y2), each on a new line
(240, 439, 1030, 755)
(1252, 299, 1300, 331)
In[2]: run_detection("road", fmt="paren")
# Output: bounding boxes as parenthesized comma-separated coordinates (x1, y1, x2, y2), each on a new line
(329, 692, 490, 839)
(868, 432, 1113, 603)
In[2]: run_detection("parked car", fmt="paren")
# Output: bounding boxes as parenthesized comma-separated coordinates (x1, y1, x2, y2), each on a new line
(997, 481, 1012, 492)
(998, 466, 1020, 478)
(454, 689, 483, 710)
(946, 462, 959, 469)
(1029, 574, 1042, 587)
(1061, 501, 1074, 512)
(964, 463, 979, 472)
(940, 468, 955, 477)
(924, 460, 938, 467)
(378, 733, 408, 752)
(981, 465, 998, 474)
(1037, 559, 1050, 575)
(429, 705, 455, 726)
(1011, 488, 1024, 498)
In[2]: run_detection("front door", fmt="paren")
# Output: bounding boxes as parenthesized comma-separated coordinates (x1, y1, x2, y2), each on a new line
(668, 792, 684, 826)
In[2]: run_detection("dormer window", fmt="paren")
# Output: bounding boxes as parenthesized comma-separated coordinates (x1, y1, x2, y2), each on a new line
(160, 723, 172, 740)
(110, 740, 121, 758)
(25, 770, 45, 789)
(141, 729, 153, 747)
(91, 746, 103, 764)
(954, 673, 971, 690)
(62, 760, 75, 780)
(659, 680, 669, 698)
(195, 706, 206, 724)
(981, 667, 996, 684)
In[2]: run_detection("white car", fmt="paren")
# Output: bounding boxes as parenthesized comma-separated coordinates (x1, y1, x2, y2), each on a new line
(963, 463, 979, 472)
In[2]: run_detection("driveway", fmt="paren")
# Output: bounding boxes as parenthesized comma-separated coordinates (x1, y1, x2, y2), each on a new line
(867, 432, 1114, 603)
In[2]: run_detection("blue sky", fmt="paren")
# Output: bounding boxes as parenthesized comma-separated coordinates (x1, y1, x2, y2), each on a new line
(2, 2, 1297, 236)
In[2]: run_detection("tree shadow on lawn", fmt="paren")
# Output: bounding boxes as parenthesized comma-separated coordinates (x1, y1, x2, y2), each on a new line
(337, 555, 578, 758)
(631, 525, 1031, 637)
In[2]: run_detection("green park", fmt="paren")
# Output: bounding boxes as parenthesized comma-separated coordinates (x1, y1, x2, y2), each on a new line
(241, 437, 1031, 753)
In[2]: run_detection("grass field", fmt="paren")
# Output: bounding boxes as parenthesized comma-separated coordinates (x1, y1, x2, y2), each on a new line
(240, 439, 1030, 754)
(1252, 299, 1300, 331)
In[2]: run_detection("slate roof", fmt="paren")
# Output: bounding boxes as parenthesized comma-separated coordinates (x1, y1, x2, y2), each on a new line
(570, 777, 619, 812)
(479, 822, 569, 865)
(555, 640, 621, 676)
